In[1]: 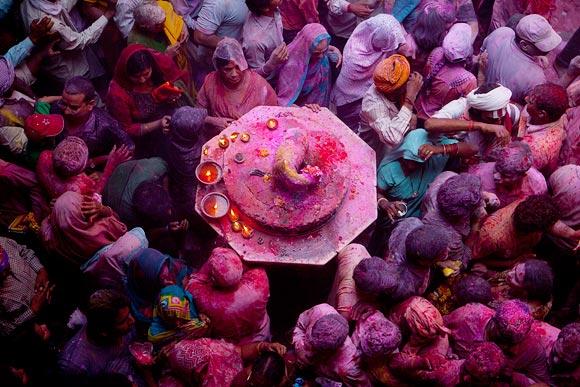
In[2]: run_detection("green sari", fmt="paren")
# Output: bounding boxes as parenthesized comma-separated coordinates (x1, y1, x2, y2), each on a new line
(377, 129, 455, 217)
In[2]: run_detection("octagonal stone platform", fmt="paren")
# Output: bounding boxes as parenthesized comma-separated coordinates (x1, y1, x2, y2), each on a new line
(195, 106, 377, 265)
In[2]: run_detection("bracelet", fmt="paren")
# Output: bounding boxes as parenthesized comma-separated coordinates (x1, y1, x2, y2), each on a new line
(468, 120, 475, 131)
(442, 144, 447, 155)
(377, 198, 389, 207)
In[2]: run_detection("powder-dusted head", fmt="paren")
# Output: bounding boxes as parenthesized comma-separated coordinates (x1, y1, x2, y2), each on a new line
(355, 311, 401, 358)
(353, 257, 398, 295)
(208, 247, 243, 288)
(170, 106, 207, 145)
(443, 23, 473, 62)
(53, 136, 89, 178)
(493, 299, 533, 343)
(513, 194, 559, 233)
(373, 54, 410, 94)
(437, 173, 482, 220)
(464, 342, 507, 382)
(403, 297, 450, 340)
(527, 83, 569, 123)
(309, 314, 349, 351)
(454, 275, 492, 307)
(134, 3, 166, 31)
(494, 141, 533, 178)
(405, 224, 451, 265)
(213, 37, 249, 71)
(553, 322, 580, 366)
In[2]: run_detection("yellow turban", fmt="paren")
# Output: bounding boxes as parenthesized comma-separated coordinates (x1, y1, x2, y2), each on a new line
(373, 54, 410, 94)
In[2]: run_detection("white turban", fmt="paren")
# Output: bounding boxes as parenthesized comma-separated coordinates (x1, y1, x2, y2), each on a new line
(0, 126, 28, 154)
(466, 85, 512, 111)
(134, 3, 166, 30)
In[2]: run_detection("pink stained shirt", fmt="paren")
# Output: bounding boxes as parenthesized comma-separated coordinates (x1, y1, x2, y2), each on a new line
(279, 0, 320, 31)
(468, 162, 548, 208)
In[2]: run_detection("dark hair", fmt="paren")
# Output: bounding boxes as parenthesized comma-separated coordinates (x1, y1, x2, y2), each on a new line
(133, 181, 174, 228)
(523, 259, 553, 302)
(513, 195, 559, 233)
(556, 322, 580, 365)
(63, 76, 96, 102)
(529, 83, 569, 122)
(454, 275, 493, 306)
(437, 173, 482, 220)
(246, 0, 271, 16)
(126, 50, 164, 86)
(85, 289, 130, 338)
(506, 13, 525, 31)
(475, 82, 501, 95)
(353, 257, 397, 295)
(248, 351, 286, 387)
(214, 57, 230, 69)
(405, 225, 451, 265)
(413, 7, 455, 51)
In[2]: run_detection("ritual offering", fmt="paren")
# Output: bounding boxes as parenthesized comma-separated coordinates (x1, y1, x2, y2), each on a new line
(201, 193, 230, 218)
(196, 161, 222, 185)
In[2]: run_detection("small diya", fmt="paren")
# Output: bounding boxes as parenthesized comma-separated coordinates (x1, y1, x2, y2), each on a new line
(195, 161, 222, 185)
(201, 192, 230, 219)
(266, 118, 278, 130)
(218, 136, 230, 149)
(231, 221, 242, 232)
(241, 224, 254, 239)
(230, 132, 239, 141)
(228, 208, 240, 222)
(240, 133, 250, 142)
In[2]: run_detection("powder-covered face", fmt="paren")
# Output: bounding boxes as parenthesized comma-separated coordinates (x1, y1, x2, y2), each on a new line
(129, 67, 153, 85)
(311, 40, 328, 61)
(507, 263, 526, 289)
(159, 262, 175, 287)
(219, 61, 243, 87)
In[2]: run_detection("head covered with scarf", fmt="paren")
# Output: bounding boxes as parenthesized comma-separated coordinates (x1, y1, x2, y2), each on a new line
(207, 247, 243, 289)
(403, 297, 451, 342)
(352, 310, 402, 358)
(437, 173, 482, 220)
(0, 126, 28, 154)
(213, 38, 248, 71)
(373, 54, 410, 95)
(491, 299, 534, 344)
(381, 128, 430, 164)
(277, 23, 331, 107)
(443, 23, 473, 62)
(309, 313, 350, 351)
(52, 136, 89, 178)
(170, 106, 207, 150)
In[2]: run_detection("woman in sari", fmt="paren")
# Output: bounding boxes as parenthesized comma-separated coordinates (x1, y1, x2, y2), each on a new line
(332, 14, 406, 130)
(416, 23, 477, 120)
(40, 191, 127, 266)
(129, 2, 192, 74)
(106, 44, 193, 159)
(196, 38, 278, 132)
(125, 248, 190, 324)
(376, 129, 475, 219)
(276, 23, 341, 108)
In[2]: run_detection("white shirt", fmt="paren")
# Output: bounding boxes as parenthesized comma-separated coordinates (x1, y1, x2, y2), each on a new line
(242, 11, 283, 79)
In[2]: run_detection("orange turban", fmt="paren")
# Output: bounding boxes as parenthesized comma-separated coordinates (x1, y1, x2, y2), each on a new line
(373, 54, 410, 94)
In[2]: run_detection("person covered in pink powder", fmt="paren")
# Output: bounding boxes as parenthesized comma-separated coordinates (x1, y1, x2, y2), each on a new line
(486, 299, 559, 385)
(292, 303, 371, 386)
(516, 83, 569, 176)
(444, 301, 496, 358)
(548, 165, 580, 252)
(550, 322, 580, 386)
(387, 296, 461, 385)
(416, 23, 477, 120)
(468, 141, 548, 209)
(185, 247, 271, 344)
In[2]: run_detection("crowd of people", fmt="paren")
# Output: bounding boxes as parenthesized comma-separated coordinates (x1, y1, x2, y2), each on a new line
(0, 0, 579, 385)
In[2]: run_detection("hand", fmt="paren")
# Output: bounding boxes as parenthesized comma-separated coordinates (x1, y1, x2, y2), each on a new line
(478, 51, 489, 74)
(418, 144, 439, 160)
(350, 302, 375, 321)
(103, 0, 117, 19)
(405, 72, 423, 101)
(328, 45, 343, 68)
(378, 198, 406, 221)
(349, 3, 373, 18)
(304, 104, 321, 113)
(29, 17, 55, 45)
(108, 144, 133, 166)
(480, 123, 510, 142)
(81, 195, 104, 219)
(409, 114, 417, 130)
(34, 268, 49, 294)
(31, 284, 50, 313)
(178, 27, 189, 44)
(567, 55, 580, 76)
(268, 43, 289, 67)
(168, 219, 189, 233)
(34, 323, 51, 342)
(161, 115, 172, 134)
(537, 56, 550, 69)
(260, 342, 287, 356)
(166, 43, 181, 58)
(208, 116, 234, 129)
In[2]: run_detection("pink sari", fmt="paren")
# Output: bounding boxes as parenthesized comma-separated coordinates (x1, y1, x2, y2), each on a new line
(40, 191, 127, 265)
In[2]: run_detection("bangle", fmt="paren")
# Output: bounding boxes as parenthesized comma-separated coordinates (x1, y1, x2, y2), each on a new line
(468, 120, 475, 131)
(404, 97, 414, 106)
(442, 144, 447, 155)
(377, 198, 389, 207)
